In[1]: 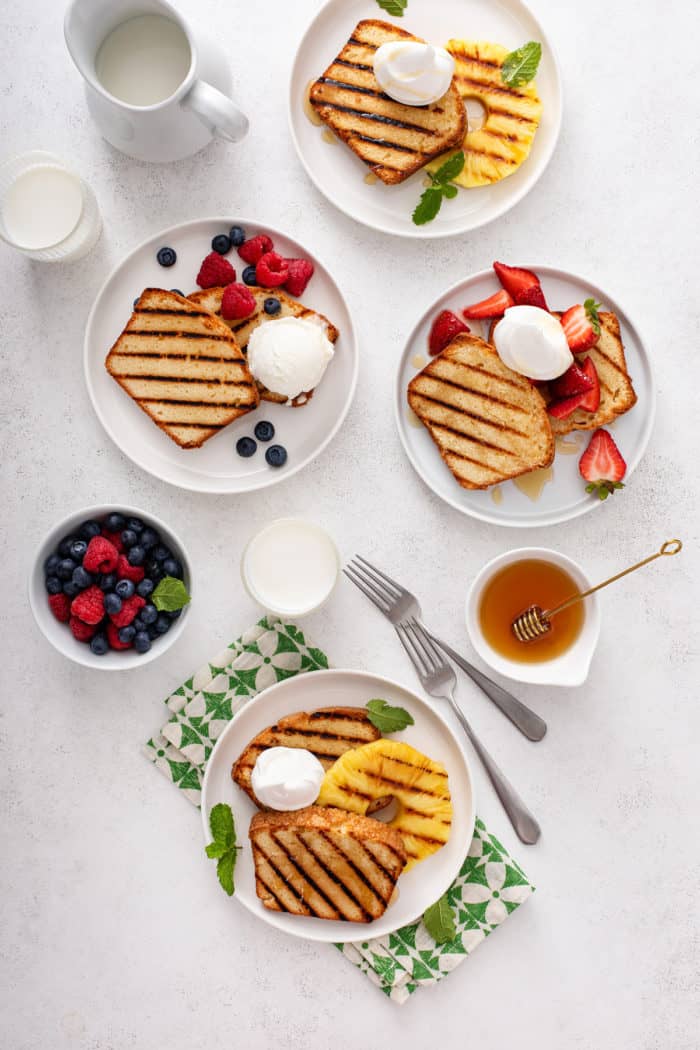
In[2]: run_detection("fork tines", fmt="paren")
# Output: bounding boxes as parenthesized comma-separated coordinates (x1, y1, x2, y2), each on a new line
(396, 618, 444, 678)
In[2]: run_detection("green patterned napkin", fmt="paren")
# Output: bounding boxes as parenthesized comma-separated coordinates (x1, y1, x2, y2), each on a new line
(144, 616, 534, 1004)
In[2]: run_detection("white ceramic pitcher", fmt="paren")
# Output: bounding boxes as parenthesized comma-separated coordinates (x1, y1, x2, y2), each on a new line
(64, 0, 248, 162)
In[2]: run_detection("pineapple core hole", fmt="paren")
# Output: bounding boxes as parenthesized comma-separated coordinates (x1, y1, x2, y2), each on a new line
(464, 97, 487, 132)
(366, 795, 399, 823)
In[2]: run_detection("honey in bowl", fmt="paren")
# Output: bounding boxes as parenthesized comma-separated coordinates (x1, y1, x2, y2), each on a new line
(478, 559, 584, 663)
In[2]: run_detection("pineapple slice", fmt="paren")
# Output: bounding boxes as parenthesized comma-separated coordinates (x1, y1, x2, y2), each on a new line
(317, 740, 452, 870)
(425, 40, 542, 188)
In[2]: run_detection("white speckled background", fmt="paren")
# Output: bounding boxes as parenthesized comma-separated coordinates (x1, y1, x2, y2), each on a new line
(1, 0, 699, 1047)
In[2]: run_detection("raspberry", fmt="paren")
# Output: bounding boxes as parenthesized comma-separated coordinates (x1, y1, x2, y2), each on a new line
(196, 252, 236, 289)
(221, 282, 257, 320)
(238, 234, 273, 265)
(106, 622, 132, 650)
(83, 536, 119, 574)
(116, 554, 145, 583)
(71, 585, 105, 625)
(101, 528, 125, 552)
(284, 258, 314, 297)
(48, 593, 71, 623)
(70, 616, 98, 642)
(109, 594, 145, 628)
(256, 252, 289, 288)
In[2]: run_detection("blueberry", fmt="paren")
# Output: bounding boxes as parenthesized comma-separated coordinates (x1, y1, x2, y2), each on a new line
(170, 288, 184, 296)
(167, 608, 182, 621)
(157, 246, 176, 267)
(115, 579, 135, 600)
(147, 625, 160, 640)
(254, 420, 275, 442)
(140, 603, 158, 625)
(236, 436, 257, 458)
(212, 233, 232, 254)
(229, 225, 246, 246)
(144, 557, 162, 581)
(153, 545, 170, 563)
(72, 566, 93, 590)
(265, 444, 288, 468)
(58, 536, 77, 557)
(128, 545, 145, 566)
(242, 265, 258, 286)
(263, 297, 281, 316)
(132, 616, 146, 632)
(46, 577, 63, 595)
(70, 539, 88, 561)
(63, 580, 80, 598)
(121, 529, 138, 549)
(133, 297, 140, 309)
(154, 613, 172, 635)
(134, 631, 152, 654)
(139, 528, 158, 550)
(79, 520, 101, 540)
(99, 573, 117, 592)
(44, 553, 61, 576)
(126, 517, 144, 533)
(162, 558, 183, 579)
(57, 558, 76, 580)
(104, 592, 123, 616)
(118, 625, 136, 644)
(137, 578, 155, 599)
(105, 513, 126, 532)
(90, 633, 109, 656)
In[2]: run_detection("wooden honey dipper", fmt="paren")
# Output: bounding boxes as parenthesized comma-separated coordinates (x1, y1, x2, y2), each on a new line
(511, 540, 683, 643)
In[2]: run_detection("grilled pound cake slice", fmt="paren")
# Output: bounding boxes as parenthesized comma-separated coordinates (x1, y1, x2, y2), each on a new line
(232, 707, 381, 806)
(408, 332, 554, 490)
(548, 312, 637, 435)
(250, 806, 406, 922)
(105, 289, 259, 449)
(309, 19, 466, 185)
(189, 286, 339, 406)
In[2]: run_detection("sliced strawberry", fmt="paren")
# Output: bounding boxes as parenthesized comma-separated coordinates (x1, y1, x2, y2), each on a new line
(428, 310, 469, 356)
(493, 262, 548, 309)
(560, 304, 598, 352)
(548, 390, 590, 419)
(462, 289, 514, 320)
(579, 429, 626, 499)
(550, 363, 594, 400)
(578, 357, 600, 413)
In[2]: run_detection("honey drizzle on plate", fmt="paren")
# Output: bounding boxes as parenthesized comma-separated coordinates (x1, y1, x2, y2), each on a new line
(513, 466, 554, 501)
(406, 409, 423, 428)
(364, 171, 378, 185)
(556, 435, 581, 456)
(491, 486, 503, 505)
(303, 81, 323, 126)
(411, 353, 426, 370)
(321, 128, 338, 145)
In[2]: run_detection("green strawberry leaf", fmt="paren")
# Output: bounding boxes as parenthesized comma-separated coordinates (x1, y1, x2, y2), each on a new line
(584, 297, 602, 337)
(433, 150, 465, 185)
(216, 850, 237, 896)
(412, 187, 443, 226)
(423, 893, 456, 944)
(152, 575, 191, 612)
(209, 802, 236, 846)
(501, 41, 542, 87)
(375, 0, 407, 15)
(366, 699, 415, 733)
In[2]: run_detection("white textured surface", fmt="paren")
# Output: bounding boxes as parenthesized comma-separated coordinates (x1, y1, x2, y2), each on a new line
(1, 1, 699, 1047)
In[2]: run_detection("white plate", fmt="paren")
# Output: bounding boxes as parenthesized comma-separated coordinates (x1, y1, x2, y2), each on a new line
(201, 668, 476, 943)
(395, 266, 655, 527)
(84, 218, 358, 493)
(289, 0, 562, 238)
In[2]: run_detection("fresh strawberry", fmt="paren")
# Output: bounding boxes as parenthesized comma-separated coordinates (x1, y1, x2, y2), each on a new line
(462, 289, 514, 320)
(221, 283, 256, 320)
(560, 303, 598, 352)
(579, 429, 626, 499)
(578, 357, 600, 412)
(238, 235, 274, 265)
(196, 252, 236, 289)
(547, 390, 590, 419)
(428, 310, 469, 356)
(255, 251, 289, 288)
(493, 262, 548, 309)
(550, 363, 594, 400)
(284, 258, 314, 297)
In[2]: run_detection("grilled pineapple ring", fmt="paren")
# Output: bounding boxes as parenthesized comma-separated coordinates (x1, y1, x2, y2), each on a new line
(425, 40, 542, 188)
(317, 739, 452, 871)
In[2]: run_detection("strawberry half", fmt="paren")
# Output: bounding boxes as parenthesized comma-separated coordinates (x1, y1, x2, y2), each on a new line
(547, 390, 590, 419)
(493, 262, 548, 310)
(579, 429, 626, 499)
(462, 289, 514, 320)
(428, 310, 469, 356)
(560, 304, 598, 352)
(550, 363, 594, 400)
(578, 357, 600, 413)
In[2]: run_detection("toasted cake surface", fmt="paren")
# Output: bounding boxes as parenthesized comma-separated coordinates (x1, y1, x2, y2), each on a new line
(250, 805, 406, 922)
(408, 332, 554, 490)
(189, 286, 338, 406)
(105, 288, 259, 449)
(232, 707, 381, 806)
(309, 19, 466, 185)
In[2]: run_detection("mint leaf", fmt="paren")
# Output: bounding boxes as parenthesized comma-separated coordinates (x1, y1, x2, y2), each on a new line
(501, 41, 542, 87)
(152, 575, 191, 612)
(442, 184, 458, 199)
(584, 298, 602, 337)
(216, 851, 237, 896)
(375, 0, 407, 14)
(205, 841, 230, 859)
(433, 150, 465, 185)
(366, 699, 415, 733)
(209, 802, 235, 846)
(412, 187, 443, 226)
(423, 893, 456, 944)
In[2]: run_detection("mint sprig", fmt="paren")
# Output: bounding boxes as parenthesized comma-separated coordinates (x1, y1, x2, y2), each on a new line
(152, 575, 191, 612)
(366, 699, 415, 733)
(501, 41, 542, 87)
(375, 0, 407, 14)
(412, 151, 465, 226)
(423, 893, 456, 944)
(205, 803, 241, 896)
(584, 297, 602, 338)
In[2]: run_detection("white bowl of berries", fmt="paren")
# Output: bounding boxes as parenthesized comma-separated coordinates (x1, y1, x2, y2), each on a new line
(29, 505, 192, 669)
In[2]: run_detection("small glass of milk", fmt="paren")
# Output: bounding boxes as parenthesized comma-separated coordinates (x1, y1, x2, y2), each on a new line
(241, 519, 340, 618)
(0, 151, 101, 262)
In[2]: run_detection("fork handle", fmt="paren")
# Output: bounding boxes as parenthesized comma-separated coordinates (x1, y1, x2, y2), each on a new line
(423, 627, 547, 742)
(446, 694, 541, 845)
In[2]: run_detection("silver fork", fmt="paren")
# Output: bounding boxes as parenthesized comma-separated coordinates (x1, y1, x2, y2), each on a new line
(344, 555, 546, 742)
(397, 617, 541, 845)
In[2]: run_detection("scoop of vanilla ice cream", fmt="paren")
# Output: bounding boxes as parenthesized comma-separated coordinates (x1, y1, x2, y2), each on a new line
(247, 316, 334, 401)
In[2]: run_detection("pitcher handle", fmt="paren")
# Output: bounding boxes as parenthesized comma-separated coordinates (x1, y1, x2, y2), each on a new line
(183, 79, 249, 144)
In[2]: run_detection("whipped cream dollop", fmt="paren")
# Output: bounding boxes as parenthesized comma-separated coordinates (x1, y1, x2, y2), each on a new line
(251, 747, 325, 811)
(247, 316, 334, 401)
(494, 306, 573, 381)
(373, 41, 455, 106)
